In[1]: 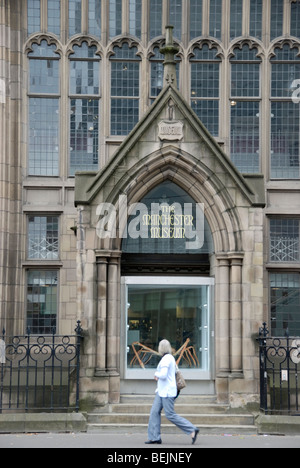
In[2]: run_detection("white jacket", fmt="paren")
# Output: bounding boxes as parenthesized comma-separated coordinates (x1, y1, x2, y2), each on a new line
(154, 353, 177, 398)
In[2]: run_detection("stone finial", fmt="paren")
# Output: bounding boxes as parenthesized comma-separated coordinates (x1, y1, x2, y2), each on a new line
(160, 26, 179, 89)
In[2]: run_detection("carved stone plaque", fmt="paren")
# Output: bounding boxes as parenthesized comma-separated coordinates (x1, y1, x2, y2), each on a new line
(158, 120, 184, 141)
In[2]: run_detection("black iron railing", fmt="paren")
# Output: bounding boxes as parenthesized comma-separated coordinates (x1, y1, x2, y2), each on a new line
(0, 321, 83, 413)
(258, 323, 300, 415)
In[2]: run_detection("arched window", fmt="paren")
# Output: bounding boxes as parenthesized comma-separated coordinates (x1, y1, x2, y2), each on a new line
(69, 42, 101, 175)
(190, 44, 221, 137)
(230, 44, 261, 173)
(270, 44, 300, 179)
(28, 40, 60, 176)
(110, 43, 141, 136)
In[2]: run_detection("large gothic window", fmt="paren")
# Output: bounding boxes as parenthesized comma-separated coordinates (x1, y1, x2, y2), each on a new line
(230, 44, 261, 173)
(69, 42, 101, 175)
(190, 44, 221, 137)
(28, 40, 60, 176)
(110, 43, 141, 136)
(270, 44, 300, 179)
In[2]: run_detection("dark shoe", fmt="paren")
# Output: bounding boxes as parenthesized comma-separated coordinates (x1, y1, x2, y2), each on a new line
(145, 439, 162, 445)
(192, 429, 199, 445)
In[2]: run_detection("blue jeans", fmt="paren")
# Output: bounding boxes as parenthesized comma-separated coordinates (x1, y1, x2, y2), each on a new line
(148, 393, 197, 441)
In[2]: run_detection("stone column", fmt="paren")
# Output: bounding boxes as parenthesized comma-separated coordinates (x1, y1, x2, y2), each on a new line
(95, 256, 108, 376)
(216, 256, 230, 374)
(106, 252, 121, 403)
(229, 254, 244, 375)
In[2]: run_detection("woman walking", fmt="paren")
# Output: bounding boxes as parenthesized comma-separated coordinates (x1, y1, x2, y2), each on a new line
(145, 339, 199, 445)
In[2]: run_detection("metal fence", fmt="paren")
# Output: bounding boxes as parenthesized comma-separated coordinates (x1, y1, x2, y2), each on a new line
(258, 323, 300, 415)
(0, 321, 83, 413)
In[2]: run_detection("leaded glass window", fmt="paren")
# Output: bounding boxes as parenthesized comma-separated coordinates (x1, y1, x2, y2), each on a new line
(169, 0, 182, 40)
(270, 0, 283, 41)
(69, 0, 82, 36)
(270, 273, 300, 336)
(190, 0, 202, 40)
(89, 0, 101, 37)
(230, 0, 243, 40)
(210, 0, 222, 40)
(250, 0, 262, 40)
(28, 216, 59, 260)
(190, 44, 221, 136)
(28, 0, 40, 35)
(270, 45, 300, 179)
(291, 1, 300, 37)
(149, 0, 162, 40)
(230, 44, 261, 173)
(270, 219, 300, 263)
(129, 0, 142, 38)
(69, 42, 100, 175)
(109, 0, 122, 38)
(28, 41, 60, 176)
(27, 270, 58, 334)
(110, 43, 141, 135)
(48, 0, 61, 36)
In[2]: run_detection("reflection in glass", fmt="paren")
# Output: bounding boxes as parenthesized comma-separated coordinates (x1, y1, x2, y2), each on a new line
(127, 285, 209, 371)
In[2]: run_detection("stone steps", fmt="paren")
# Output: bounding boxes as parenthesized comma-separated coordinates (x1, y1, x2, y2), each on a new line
(87, 395, 257, 435)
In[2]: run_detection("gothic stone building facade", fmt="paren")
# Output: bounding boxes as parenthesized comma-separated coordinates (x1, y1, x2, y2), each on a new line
(0, 0, 300, 408)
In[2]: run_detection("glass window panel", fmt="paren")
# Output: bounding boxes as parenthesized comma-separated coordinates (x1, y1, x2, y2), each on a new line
(191, 62, 219, 98)
(28, 0, 40, 34)
(169, 0, 182, 40)
(210, 0, 222, 39)
(191, 100, 219, 137)
(271, 101, 300, 179)
(29, 58, 59, 94)
(149, 0, 162, 39)
(109, 0, 122, 38)
(28, 216, 59, 260)
(89, 0, 101, 37)
(271, 62, 300, 98)
(231, 101, 260, 173)
(69, 0, 82, 36)
(250, 0, 262, 39)
(231, 63, 260, 97)
(70, 99, 99, 174)
(230, 0, 243, 40)
(270, 0, 283, 40)
(291, 1, 300, 37)
(111, 62, 140, 97)
(127, 284, 209, 371)
(270, 273, 300, 336)
(129, 0, 142, 38)
(29, 98, 59, 176)
(270, 219, 300, 262)
(27, 270, 58, 335)
(190, 0, 202, 40)
(70, 60, 99, 95)
(48, 0, 61, 36)
(111, 98, 139, 135)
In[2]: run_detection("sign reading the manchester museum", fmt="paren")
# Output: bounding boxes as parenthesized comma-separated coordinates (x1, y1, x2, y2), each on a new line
(158, 120, 184, 141)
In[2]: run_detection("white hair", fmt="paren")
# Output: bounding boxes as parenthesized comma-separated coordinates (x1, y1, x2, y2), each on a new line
(158, 339, 172, 356)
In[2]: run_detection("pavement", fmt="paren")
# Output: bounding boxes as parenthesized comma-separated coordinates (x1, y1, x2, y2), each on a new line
(0, 432, 300, 449)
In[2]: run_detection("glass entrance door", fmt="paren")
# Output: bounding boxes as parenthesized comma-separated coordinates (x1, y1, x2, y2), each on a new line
(123, 277, 214, 380)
